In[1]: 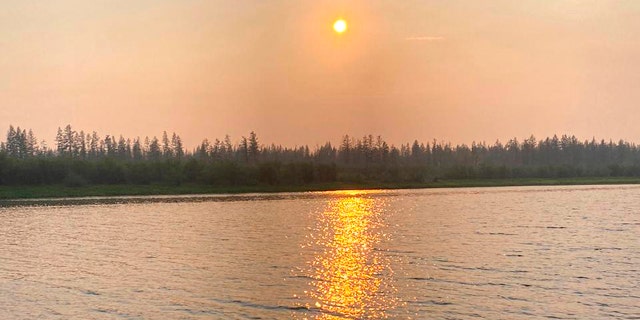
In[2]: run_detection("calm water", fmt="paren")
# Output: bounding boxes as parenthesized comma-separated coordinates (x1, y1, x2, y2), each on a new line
(0, 185, 639, 319)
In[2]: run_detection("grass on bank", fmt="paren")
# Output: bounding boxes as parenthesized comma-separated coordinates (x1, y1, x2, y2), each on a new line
(0, 176, 639, 200)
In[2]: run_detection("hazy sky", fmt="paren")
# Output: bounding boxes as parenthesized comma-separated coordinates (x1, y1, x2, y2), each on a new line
(2, 0, 640, 148)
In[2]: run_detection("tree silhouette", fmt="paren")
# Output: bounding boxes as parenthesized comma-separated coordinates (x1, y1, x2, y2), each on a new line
(3, 124, 640, 187)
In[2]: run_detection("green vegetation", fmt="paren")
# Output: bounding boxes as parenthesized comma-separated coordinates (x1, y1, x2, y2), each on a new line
(0, 177, 639, 200)
(2, 124, 640, 199)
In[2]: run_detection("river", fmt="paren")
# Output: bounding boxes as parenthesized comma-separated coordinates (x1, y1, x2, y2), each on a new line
(0, 185, 638, 319)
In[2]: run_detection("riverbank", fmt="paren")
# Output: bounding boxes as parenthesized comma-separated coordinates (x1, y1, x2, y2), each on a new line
(0, 177, 639, 200)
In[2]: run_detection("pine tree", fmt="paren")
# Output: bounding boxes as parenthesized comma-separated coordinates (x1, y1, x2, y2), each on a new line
(132, 138, 143, 160)
(198, 139, 211, 159)
(78, 130, 86, 159)
(63, 124, 74, 155)
(149, 136, 161, 160)
(117, 135, 128, 158)
(171, 132, 184, 159)
(248, 131, 259, 163)
(162, 131, 172, 158)
(239, 136, 249, 163)
(89, 132, 100, 158)
(27, 129, 38, 156)
(17, 128, 28, 158)
(6, 125, 17, 157)
(224, 135, 233, 160)
(339, 135, 352, 164)
(104, 135, 116, 157)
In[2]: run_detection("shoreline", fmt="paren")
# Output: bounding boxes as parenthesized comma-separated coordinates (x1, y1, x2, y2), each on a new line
(0, 177, 639, 200)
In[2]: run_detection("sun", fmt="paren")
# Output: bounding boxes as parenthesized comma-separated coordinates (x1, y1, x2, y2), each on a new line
(333, 19, 347, 33)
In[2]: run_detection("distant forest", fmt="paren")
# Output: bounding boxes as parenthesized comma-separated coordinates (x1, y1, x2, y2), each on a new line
(2, 124, 640, 187)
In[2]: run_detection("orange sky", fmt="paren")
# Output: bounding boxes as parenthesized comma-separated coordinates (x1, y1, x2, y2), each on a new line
(2, 1, 640, 148)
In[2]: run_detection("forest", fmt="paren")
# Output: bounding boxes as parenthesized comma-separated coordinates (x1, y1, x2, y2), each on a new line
(2, 124, 640, 187)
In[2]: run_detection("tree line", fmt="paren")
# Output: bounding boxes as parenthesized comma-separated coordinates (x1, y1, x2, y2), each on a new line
(2, 124, 640, 187)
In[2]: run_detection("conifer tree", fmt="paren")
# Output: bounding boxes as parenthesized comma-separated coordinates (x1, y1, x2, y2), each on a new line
(149, 136, 161, 160)
(171, 132, 184, 159)
(132, 138, 143, 160)
(162, 131, 172, 158)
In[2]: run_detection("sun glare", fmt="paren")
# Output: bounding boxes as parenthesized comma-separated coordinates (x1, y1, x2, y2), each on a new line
(333, 19, 347, 33)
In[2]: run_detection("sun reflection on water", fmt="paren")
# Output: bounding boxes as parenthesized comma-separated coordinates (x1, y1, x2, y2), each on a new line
(303, 191, 397, 319)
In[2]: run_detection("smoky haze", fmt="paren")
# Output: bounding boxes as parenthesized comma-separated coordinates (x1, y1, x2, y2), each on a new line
(1, 1, 640, 147)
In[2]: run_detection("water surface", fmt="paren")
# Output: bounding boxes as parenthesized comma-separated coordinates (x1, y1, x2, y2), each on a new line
(0, 185, 638, 319)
